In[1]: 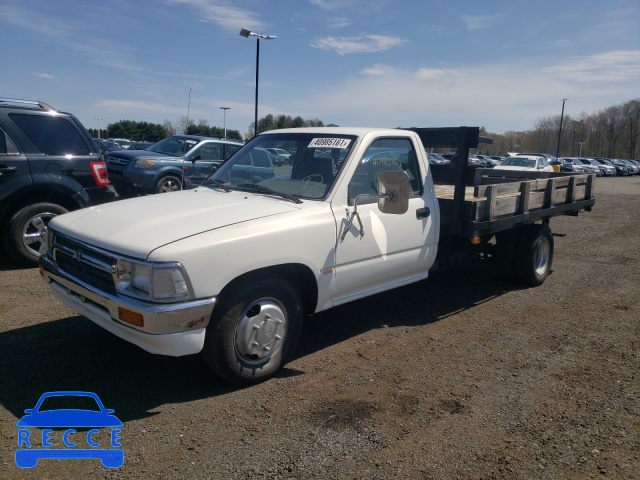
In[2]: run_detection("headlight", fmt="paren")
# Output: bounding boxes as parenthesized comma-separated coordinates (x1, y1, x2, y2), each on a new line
(114, 259, 193, 302)
(134, 159, 156, 169)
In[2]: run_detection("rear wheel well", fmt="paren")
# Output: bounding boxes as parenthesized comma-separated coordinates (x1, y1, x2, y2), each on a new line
(216, 264, 318, 317)
(0, 188, 81, 226)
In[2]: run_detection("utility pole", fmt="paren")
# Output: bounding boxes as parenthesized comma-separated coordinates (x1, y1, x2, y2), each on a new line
(220, 107, 230, 138)
(555, 99, 567, 159)
(94, 117, 102, 138)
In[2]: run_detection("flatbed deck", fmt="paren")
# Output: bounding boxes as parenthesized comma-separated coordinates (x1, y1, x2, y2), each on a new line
(408, 126, 596, 239)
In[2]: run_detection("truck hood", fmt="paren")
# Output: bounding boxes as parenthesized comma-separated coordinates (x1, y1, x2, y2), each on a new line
(50, 189, 301, 259)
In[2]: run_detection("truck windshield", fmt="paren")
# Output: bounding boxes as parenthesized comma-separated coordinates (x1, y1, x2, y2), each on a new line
(210, 133, 356, 200)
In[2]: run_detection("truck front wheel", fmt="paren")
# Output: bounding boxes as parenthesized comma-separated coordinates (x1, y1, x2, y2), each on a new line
(201, 275, 303, 385)
(514, 224, 554, 286)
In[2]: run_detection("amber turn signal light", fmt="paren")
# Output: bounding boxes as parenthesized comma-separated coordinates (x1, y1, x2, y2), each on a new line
(118, 308, 144, 327)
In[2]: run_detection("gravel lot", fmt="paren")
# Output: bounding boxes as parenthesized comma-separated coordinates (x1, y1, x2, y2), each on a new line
(1, 176, 638, 479)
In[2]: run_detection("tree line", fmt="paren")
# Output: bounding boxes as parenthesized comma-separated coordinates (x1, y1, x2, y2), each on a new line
(477, 99, 640, 159)
(88, 120, 167, 143)
(86, 114, 329, 144)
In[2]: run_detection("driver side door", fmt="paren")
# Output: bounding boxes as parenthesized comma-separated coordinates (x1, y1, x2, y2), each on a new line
(330, 136, 438, 304)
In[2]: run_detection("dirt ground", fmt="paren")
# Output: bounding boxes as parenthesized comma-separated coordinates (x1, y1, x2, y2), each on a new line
(0, 176, 638, 479)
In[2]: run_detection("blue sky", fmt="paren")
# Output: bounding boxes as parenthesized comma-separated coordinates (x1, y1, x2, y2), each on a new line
(1, 0, 639, 137)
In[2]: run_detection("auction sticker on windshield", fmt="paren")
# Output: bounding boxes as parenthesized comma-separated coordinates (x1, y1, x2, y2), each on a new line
(308, 138, 351, 149)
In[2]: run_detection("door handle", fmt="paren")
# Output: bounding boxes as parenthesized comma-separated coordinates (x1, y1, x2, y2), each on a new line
(416, 207, 430, 219)
(0, 166, 18, 177)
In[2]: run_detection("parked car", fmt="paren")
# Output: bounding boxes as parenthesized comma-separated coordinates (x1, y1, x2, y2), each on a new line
(468, 154, 484, 166)
(579, 158, 615, 176)
(590, 158, 617, 176)
(94, 139, 123, 159)
(620, 159, 639, 175)
(106, 135, 244, 197)
(108, 138, 135, 149)
(493, 155, 554, 172)
(128, 141, 154, 150)
(609, 159, 631, 176)
(228, 147, 275, 184)
(563, 157, 600, 176)
(0, 98, 113, 265)
(427, 153, 450, 165)
(474, 155, 494, 167)
(266, 147, 291, 165)
(628, 159, 640, 173)
(514, 152, 570, 171)
(559, 157, 587, 173)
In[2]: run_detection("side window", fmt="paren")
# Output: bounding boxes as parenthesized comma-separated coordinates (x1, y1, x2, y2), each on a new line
(251, 149, 271, 168)
(235, 151, 251, 165)
(348, 138, 422, 205)
(9, 113, 90, 155)
(223, 143, 242, 160)
(196, 143, 222, 161)
(0, 128, 19, 155)
(540, 157, 550, 168)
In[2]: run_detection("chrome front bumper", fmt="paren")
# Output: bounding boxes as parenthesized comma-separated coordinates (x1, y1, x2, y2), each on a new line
(40, 254, 216, 356)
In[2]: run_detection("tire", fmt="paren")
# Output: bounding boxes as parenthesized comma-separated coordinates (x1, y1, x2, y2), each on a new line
(154, 175, 182, 194)
(3, 203, 68, 266)
(113, 186, 139, 198)
(201, 274, 303, 385)
(494, 229, 518, 281)
(514, 224, 554, 286)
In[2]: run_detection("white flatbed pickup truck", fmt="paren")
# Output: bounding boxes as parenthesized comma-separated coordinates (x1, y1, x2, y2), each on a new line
(39, 126, 595, 385)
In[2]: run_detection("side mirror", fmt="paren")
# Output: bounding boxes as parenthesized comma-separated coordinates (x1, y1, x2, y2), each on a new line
(190, 155, 201, 162)
(377, 170, 409, 214)
(340, 170, 410, 241)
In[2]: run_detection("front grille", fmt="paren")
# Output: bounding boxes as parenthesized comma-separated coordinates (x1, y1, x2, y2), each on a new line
(51, 232, 117, 295)
(107, 155, 131, 166)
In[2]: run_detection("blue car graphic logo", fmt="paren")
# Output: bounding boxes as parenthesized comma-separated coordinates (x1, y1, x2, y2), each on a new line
(15, 391, 123, 468)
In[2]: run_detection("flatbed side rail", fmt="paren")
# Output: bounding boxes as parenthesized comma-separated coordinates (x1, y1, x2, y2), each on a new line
(403, 126, 596, 239)
(472, 173, 596, 221)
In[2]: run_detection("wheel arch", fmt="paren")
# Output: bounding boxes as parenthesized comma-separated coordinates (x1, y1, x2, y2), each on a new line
(152, 167, 184, 183)
(0, 186, 83, 227)
(215, 263, 318, 318)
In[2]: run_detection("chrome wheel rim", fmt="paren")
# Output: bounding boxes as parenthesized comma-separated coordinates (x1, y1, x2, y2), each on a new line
(22, 212, 55, 257)
(534, 236, 551, 276)
(160, 179, 180, 192)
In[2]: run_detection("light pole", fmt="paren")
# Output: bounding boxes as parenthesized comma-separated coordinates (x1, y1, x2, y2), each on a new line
(240, 27, 276, 138)
(555, 98, 567, 159)
(220, 107, 230, 138)
(94, 117, 102, 138)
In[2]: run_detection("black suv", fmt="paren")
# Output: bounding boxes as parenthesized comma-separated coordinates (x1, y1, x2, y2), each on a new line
(105, 135, 244, 197)
(0, 98, 114, 265)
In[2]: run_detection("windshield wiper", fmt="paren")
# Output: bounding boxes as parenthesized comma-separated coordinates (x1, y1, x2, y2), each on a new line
(235, 183, 302, 204)
(201, 178, 231, 192)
